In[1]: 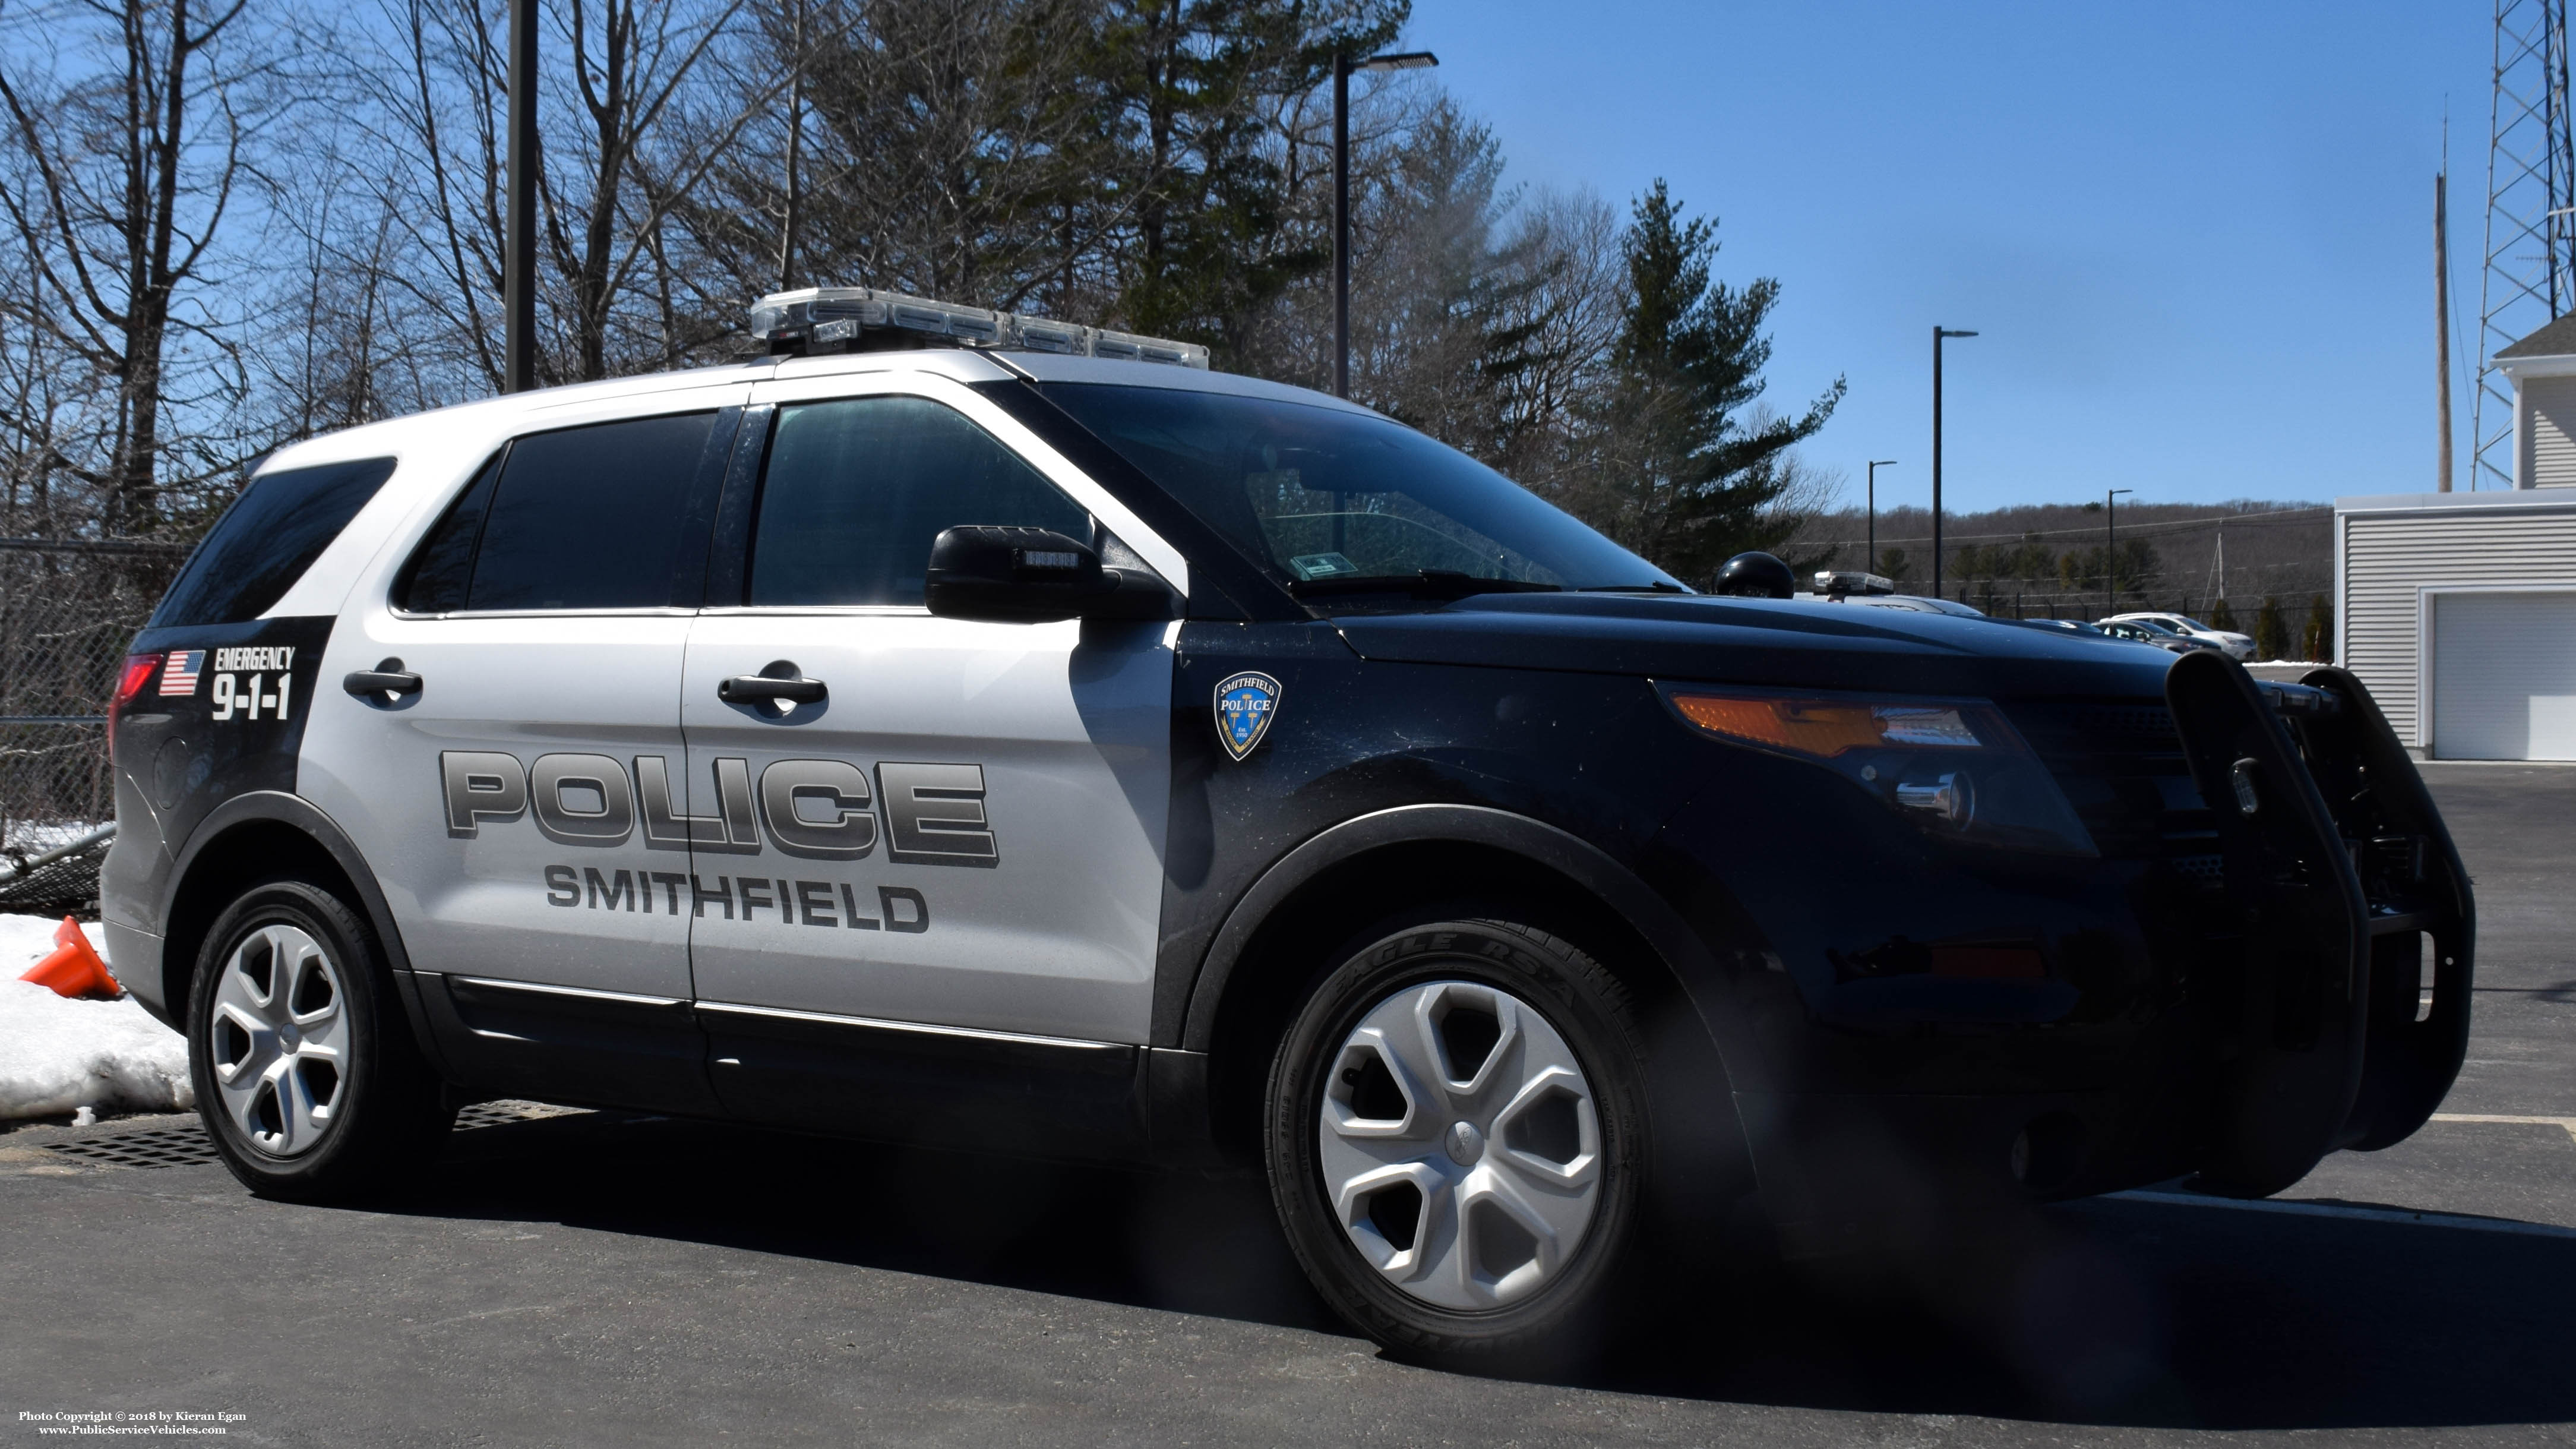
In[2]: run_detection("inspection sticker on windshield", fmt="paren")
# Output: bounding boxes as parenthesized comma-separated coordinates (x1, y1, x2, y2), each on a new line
(1216, 672, 1284, 761)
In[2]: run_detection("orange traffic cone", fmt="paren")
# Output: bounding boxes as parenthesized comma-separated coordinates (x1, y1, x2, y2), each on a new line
(19, 916, 119, 1000)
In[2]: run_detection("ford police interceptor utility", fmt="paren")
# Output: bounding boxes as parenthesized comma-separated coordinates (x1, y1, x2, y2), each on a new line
(102, 286, 2473, 1363)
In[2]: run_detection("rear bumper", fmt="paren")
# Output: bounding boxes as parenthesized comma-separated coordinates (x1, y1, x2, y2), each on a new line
(103, 921, 170, 1027)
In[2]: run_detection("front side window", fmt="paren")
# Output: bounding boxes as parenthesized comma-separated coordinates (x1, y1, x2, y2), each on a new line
(747, 395, 1088, 607)
(1035, 384, 1677, 596)
(397, 412, 715, 613)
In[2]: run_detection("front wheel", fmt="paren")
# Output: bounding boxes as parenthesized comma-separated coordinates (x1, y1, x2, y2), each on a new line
(1265, 918, 1654, 1365)
(187, 877, 449, 1199)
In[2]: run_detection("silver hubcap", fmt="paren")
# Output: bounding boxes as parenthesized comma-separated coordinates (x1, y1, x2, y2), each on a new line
(1317, 979, 1603, 1310)
(209, 924, 349, 1158)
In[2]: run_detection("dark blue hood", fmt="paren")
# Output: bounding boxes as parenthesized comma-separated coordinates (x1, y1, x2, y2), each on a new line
(1330, 592, 2178, 700)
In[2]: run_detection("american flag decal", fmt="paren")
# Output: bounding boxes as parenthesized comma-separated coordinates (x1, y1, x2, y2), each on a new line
(159, 650, 204, 695)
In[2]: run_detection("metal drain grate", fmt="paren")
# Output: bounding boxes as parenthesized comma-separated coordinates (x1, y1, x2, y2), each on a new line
(44, 1126, 222, 1169)
(37, 1101, 592, 1170)
(454, 1101, 592, 1131)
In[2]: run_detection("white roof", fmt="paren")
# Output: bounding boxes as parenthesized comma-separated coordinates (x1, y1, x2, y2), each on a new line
(255, 347, 1379, 478)
(2335, 489, 2576, 516)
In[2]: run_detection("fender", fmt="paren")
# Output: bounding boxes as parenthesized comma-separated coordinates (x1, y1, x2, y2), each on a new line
(154, 790, 448, 1074)
(1176, 803, 1725, 1055)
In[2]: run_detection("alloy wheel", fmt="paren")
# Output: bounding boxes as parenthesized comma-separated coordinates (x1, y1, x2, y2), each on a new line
(1317, 979, 1602, 1310)
(208, 923, 350, 1158)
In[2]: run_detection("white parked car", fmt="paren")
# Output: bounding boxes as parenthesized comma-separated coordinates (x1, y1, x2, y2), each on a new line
(2106, 612, 2255, 659)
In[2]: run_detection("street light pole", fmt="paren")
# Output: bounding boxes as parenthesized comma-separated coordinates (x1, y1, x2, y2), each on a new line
(1332, 49, 1437, 399)
(505, 0, 538, 394)
(1866, 460, 1896, 574)
(1332, 53, 1350, 399)
(1931, 327, 1976, 598)
(2106, 487, 2134, 617)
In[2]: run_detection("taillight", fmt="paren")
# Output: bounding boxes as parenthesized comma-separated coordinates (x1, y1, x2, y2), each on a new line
(108, 653, 159, 760)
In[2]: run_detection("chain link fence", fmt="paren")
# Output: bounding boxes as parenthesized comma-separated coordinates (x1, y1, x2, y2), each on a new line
(1, 541, 179, 913)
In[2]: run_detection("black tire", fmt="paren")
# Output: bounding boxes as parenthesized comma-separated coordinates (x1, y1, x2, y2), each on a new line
(1263, 916, 1659, 1367)
(186, 876, 450, 1201)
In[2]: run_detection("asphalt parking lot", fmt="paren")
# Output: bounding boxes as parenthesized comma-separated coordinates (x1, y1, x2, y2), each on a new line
(4, 763, 2572, 1447)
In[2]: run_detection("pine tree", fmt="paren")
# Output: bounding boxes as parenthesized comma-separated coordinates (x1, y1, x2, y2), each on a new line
(2301, 593, 2334, 662)
(1562, 181, 1844, 585)
(2255, 595, 2289, 661)
(2208, 597, 2239, 633)
(1105, 0, 1405, 359)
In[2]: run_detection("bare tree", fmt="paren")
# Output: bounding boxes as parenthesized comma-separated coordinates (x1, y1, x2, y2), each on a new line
(361, 0, 783, 389)
(0, 0, 280, 535)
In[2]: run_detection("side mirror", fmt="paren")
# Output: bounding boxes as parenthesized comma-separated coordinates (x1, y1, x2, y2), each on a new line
(924, 526, 1178, 624)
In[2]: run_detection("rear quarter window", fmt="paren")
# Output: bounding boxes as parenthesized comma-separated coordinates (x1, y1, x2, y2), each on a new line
(150, 457, 399, 627)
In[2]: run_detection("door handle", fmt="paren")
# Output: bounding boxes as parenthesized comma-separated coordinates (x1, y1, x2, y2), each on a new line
(343, 659, 422, 702)
(719, 673, 827, 706)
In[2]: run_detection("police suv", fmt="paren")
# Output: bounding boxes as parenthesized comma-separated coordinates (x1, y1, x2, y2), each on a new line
(103, 288, 2473, 1363)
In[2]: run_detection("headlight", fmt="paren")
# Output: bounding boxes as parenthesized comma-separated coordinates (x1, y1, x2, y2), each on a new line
(1660, 685, 2096, 856)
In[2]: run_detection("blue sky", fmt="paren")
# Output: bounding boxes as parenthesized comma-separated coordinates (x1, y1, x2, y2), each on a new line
(1403, 0, 2488, 512)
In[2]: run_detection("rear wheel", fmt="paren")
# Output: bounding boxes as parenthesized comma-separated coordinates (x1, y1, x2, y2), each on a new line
(187, 877, 448, 1199)
(1265, 917, 1655, 1365)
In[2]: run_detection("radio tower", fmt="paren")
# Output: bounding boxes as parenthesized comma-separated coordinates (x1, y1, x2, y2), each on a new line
(2473, 0, 2576, 490)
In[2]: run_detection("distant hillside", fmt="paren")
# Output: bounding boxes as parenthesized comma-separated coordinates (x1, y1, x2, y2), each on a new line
(1784, 500, 2332, 629)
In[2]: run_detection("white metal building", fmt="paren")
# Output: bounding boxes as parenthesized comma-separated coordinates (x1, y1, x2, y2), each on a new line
(2337, 315, 2576, 760)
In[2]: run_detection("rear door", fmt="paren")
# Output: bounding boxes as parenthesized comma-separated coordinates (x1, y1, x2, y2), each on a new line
(304, 402, 739, 1109)
(678, 372, 1181, 1136)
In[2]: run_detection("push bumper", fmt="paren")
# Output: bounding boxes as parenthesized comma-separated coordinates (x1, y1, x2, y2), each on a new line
(1732, 656, 2476, 1244)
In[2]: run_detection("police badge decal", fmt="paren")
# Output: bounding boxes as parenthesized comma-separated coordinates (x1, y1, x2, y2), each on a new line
(1214, 671, 1283, 761)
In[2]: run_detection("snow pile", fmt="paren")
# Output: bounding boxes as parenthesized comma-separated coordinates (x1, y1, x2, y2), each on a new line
(2, 820, 104, 854)
(0, 915, 192, 1120)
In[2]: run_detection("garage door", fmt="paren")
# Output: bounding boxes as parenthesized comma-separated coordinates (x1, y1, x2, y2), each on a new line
(2432, 589, 2576, 760)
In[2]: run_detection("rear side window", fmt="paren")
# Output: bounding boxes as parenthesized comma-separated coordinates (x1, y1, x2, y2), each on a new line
(748, 396, 1086, 607)
(399, 412, 716, 613)
(151, 457, 398, 626)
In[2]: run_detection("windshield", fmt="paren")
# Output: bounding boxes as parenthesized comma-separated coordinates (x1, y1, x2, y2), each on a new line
(1036, 383, 1681, 595)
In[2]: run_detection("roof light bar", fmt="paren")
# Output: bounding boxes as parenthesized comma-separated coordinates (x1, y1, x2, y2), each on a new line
(1815, 570, 1897, 597)
(749, 286, 1210, 370)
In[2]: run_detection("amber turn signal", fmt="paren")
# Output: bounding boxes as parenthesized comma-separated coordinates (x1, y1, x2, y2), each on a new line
(1665, 692, 1981, 759)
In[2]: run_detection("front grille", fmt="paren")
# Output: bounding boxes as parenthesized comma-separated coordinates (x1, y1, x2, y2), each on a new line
(2043, 702, 2189, 754)
(2171, 853, 2225, 891)
(2008, 699, 2217, 871)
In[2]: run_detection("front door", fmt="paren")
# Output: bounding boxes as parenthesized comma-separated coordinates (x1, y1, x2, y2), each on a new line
(679, 377, 1178, 1061)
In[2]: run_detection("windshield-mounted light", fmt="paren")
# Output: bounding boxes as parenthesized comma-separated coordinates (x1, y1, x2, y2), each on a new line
(1660, 684, 2095, 856)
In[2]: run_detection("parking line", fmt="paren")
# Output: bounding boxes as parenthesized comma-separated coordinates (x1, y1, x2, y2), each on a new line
(2429, 1113, 2576, 1145)
(2107, 1191, 2576, 1240)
